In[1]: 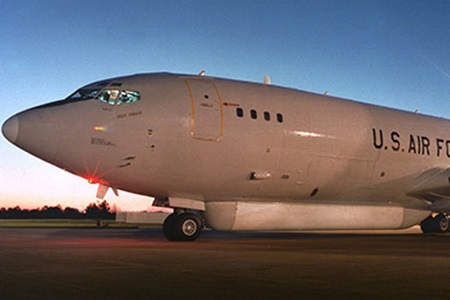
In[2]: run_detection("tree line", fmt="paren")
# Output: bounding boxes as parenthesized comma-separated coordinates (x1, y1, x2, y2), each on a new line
(0, 200, 115, 219)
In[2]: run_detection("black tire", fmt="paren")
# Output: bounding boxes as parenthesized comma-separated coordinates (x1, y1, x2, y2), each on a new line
(420, 216, 434, 233)
(175, 213, 202, 241)
(420, 214, 449, 233)
(163, 213, 202, 241)
(162, 213, 178, 241)
(436, 214, 449, 232)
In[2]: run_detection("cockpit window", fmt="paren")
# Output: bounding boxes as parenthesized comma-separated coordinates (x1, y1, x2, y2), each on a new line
(117, 90, 140, 105)
(67, 88, 102, 100)
(97, 89, 121, 105)
(96, 89, 141, 105)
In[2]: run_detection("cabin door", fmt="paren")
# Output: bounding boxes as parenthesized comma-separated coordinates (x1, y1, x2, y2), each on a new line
(185, 80, 223, 141)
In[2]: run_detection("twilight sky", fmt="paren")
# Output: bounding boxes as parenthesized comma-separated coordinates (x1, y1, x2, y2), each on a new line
(1, 0, 450, 210)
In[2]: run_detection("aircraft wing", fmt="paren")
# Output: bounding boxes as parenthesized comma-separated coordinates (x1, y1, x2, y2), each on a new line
(407, 167, 450, 212)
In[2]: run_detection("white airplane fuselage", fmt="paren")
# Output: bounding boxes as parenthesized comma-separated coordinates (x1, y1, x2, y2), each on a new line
(3, 72, 450, 239)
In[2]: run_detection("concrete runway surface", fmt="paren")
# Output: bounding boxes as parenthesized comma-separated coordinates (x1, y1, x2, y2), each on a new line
(0, 227, 450, 300)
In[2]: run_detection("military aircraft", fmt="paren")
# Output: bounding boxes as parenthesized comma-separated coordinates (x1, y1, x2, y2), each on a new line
(3, 72, 450, 241)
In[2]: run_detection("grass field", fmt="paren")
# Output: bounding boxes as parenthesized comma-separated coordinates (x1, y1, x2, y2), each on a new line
(0, 219, 159, 228)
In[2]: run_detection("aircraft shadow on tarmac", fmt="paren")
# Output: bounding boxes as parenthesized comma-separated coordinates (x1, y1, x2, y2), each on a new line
(43, 227, 437, 241)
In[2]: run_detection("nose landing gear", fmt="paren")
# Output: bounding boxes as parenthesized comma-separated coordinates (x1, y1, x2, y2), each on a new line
(163, 212, 202, 241)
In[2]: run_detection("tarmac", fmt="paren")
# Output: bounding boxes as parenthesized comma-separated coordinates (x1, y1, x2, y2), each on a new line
(0, 227, 450, 300)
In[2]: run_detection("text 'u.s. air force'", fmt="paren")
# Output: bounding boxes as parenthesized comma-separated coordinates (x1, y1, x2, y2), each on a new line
(372, 128, 450, 157)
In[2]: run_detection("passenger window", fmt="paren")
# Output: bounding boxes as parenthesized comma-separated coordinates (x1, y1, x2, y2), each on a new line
(250, 109, 257, 119)
(236, 108, 244, 118)
(276, 113, 284, 123)
(264, 111, 270, 121)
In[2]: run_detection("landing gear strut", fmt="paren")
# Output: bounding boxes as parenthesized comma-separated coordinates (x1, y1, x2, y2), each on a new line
(163, 212, 202, 241)
(420, 213, 449, 233)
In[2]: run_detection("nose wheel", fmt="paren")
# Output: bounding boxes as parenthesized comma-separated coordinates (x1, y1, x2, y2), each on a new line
(163, 212, 202, 241)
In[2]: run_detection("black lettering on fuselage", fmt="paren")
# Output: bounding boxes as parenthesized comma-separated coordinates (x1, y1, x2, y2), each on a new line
(372, 128, 383, 149)
(437, 138, 444, 157)
(421, 136, 430, 155)
(391, 131, 400, 151)
(408, 134, 416, 154)
(373, 129, 450, 159)
(446, 140, 450, 158)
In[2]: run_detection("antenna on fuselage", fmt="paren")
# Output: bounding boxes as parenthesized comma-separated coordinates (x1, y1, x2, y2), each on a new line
(198, 70, 206, 76)
(264, 75, 271, 85)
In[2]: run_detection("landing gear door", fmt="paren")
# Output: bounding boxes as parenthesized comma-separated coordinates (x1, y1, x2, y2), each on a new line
(185, 80, 224, 141)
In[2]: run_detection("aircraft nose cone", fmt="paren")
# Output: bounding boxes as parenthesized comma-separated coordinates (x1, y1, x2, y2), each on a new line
(2, 115, 19, 144)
